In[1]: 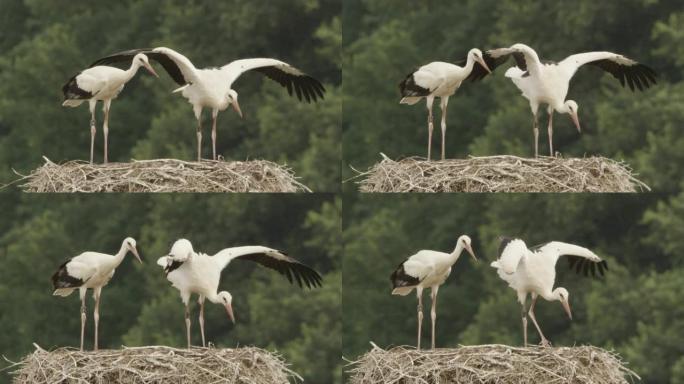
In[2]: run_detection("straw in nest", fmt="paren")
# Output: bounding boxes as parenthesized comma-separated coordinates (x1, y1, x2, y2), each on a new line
(351, 154, 650, 193)
(347, 343, 640, 384)
(13, 157, 311, 193)
(7, 344, 301, 384)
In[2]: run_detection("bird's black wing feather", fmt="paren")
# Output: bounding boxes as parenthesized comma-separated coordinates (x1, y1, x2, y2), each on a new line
(61, 72, 94, 100)
(390, 261, 420, 289)
(251, 66, 326, 103)
(51, 258, 85, 290)
(586, 59, 657, 92)
(234, 251, 323, 289)
(399, 69, 431, 98)
(565, 256, 608, 278)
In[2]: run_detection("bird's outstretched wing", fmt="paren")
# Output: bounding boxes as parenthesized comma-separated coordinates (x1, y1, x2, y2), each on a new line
(559, 52, 657, 91)
(531, 241, 607, 278)
(221, 58, 325, 103)
(464, 48, 529, 82)
(491, 237, 527, 274)
(89, 47, 194, 86)
(156, 255, 186, 275)
(212, 246, 322, 289)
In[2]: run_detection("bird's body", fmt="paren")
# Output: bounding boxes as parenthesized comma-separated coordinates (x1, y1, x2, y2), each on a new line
(62, 54, 159, 163)
(481, 43, 656, 157)
(51, 237, 141, 351)
(490, 237, 606, 346)
(157, 240, 322, 347)
(399, 49, 492, 160)
(390, 235, 477, 349)
(91, 48, 326, 161)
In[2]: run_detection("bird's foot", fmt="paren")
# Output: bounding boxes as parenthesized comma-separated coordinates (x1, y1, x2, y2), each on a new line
(539, 339, 552, 348)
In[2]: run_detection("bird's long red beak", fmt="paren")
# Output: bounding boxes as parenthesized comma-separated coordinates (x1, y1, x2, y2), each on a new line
(132, 247, 142, 264)
(561, 299, 573, 320)
(570, 112, 581, 133)
(232, 100, 243, 119)
(144, 62, 159, 78)
(476, 56, 492, 74)
(225, 303, 235, 323)
(466, 244, 478, 263)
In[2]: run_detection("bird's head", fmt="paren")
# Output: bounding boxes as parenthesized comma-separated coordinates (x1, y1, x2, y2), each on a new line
(123, 237, 142, 263)
(554, 287, 572, 320)
(469, 48, 491, 74)
(133, 53, 159, 78)
(170, 239, 194, 259)
(226, 89, 243, 119)
(217, 291, 235, 323)
(563, 100, 581, 133)
(457, 235, 478, 263)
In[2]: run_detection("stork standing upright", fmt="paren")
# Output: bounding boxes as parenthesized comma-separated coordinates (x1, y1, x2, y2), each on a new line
(62, 54, 159, 163)
(475, 43, 657, 157)
(51, 237, 142, 351)
(90, 47, 326, 161)
(390, 235, 478, 349)
(156, 239, 323, 348)
(490, 237, 607, 346)
(399, 49, 493, 160)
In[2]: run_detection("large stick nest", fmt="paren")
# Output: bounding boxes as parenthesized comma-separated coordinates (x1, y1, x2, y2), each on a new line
(8, 344, 301, 384)
(347, 343, 640, 384)
(352, 154, 650, 193)
(14, 157, 311, 193)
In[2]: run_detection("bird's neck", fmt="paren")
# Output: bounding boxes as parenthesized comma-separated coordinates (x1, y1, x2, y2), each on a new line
(463, 55, 476, 74)
(448, 243, 465, 263)
(112, 242, 129, 265)
(125, 62, 142, 81)
(542, 288, 561, 302)
(206, 291, 223, 304)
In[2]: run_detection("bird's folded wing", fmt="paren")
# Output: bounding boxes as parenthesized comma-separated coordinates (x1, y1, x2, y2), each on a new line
(221, 58, 326, 103)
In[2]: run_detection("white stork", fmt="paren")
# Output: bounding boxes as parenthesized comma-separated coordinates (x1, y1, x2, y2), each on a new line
(399, 49, 492, 160)
(478, 43, 657, 157)
(51, 237, 142, 351)
(156, 239, 322, 348)
(90, 47, 326, 161)
(490, 237, 608, 347)
(390, 235, 478, 349)
(62, 54, 159, 163)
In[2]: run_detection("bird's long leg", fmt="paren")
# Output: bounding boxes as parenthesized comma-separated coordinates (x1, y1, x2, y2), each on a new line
(528, 294, 550, 346)
(440, 97, 449, 160)
(103, 100, 111, 164)
(185, 303, 192, 348)
(93, 287, 102, 351)
(79, 288, 87, 351)
(426, 96, 435, 161)
(194, 106, 203, 162)
(547, 108, 554, 156)
(89, 101, 97, 164)
(416, 287, 424, 350)
(430, 285, 439, 349)
(521, 302, 528, 347)
(533, 112, 540, 158)
(211, 109, 219, 161)
(198, 296, 206, 348)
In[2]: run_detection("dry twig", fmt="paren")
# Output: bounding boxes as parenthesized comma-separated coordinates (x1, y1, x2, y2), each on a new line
(15, 157, 311, 193)
(352, 155, 650, 193)
(9, 344, 301, 384)
(347, 344, 640, 384)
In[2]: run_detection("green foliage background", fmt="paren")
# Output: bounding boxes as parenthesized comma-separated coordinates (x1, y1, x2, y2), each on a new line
(343, 194, 684, 384)
(343, 0, 684, 193)
(0, 0, 341, 192)
(0, 193, 342, 384)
